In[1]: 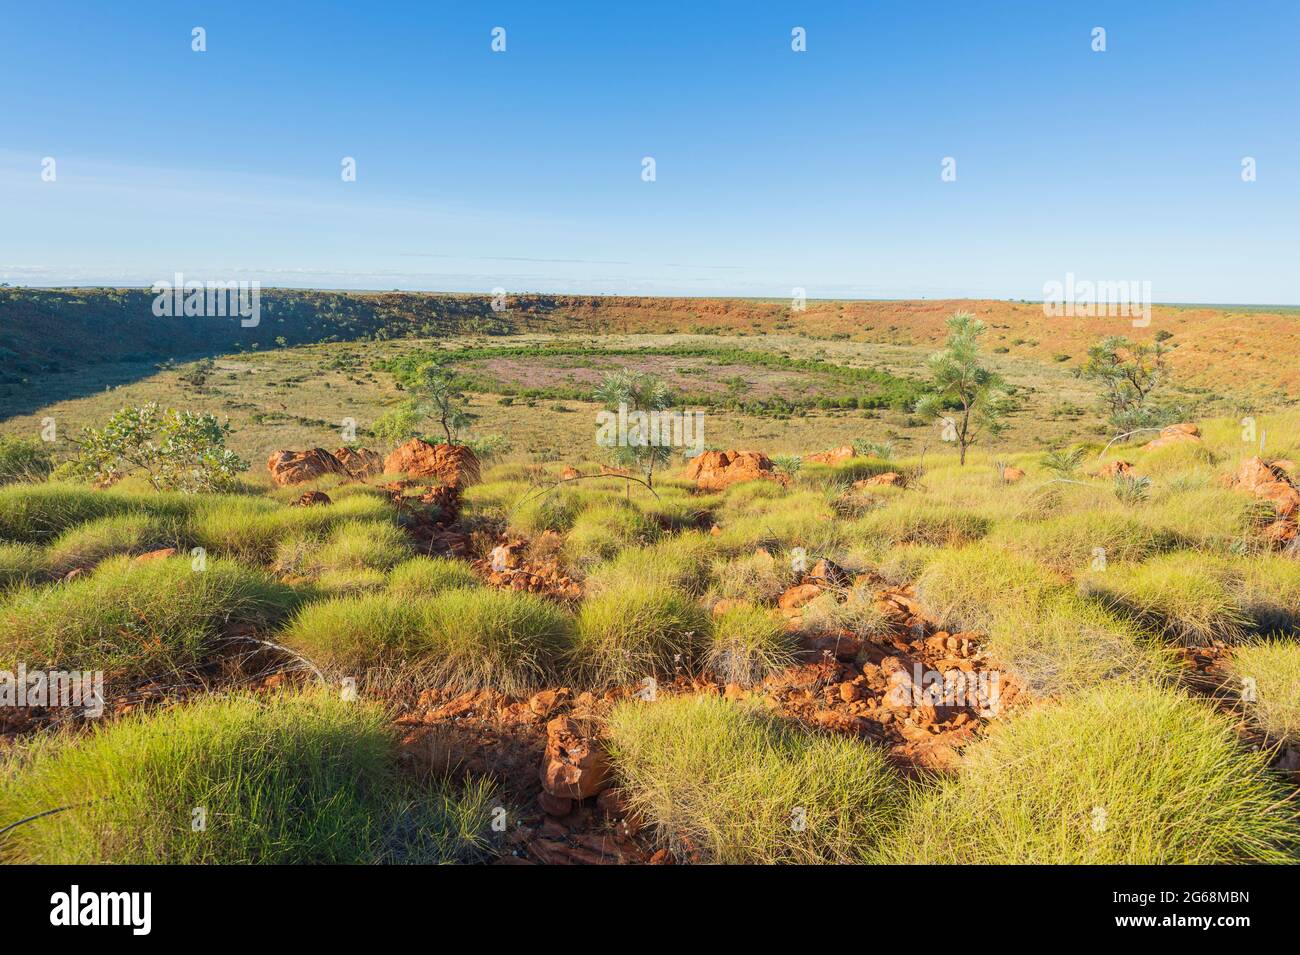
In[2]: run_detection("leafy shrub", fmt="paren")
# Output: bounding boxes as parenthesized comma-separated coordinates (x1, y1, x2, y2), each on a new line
(67, 404, 247, 492)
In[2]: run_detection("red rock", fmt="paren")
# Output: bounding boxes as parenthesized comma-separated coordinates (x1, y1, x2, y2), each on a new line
(778, 583, 823, 611)
(540, 716, 611, 800)
(333, 446, 384, 479)
(292, 490, 332, 507)
(712, 598, 753, 617)
(1230, 457, 1300, 519)
(806, 558, 851, 588)
(538, 792, 573, 817)
(855, 471, 904, 489)
(383, 439, 481, 489)
(1141, 423, 1201, 451)
(800, 631, 863, 661)
(648, 849, 675, 865)
(805, 446, 856, 465)
(134, 547, 177, 562)
(266, 448, 347, 486)
(560, 466, 581, 481)
(1096, 460, 1134, 479)
(1001, 466, 1026, 483)
(683, 450, 788, 491)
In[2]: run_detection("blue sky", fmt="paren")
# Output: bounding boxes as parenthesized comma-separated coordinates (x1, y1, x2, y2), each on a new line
(1, 1, 1297, 302)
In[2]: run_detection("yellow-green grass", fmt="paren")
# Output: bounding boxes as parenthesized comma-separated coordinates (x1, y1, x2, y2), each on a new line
(1081, 553, 1266, 645)
(1140, 486, 1269, 553)
(708, 549, 795, 604)
(883, 683, 1297, 864)
(985, 592, 1175, 698)
(874, 543, 942, 585)
(421, 587, 575, 694)
(849, 500, 991, 549)
(0, 555, 300, 682)
(45, 513, 187, 575)
(0, 692, 497, 864)
(1134, 440, 1219, 477)
(706, 605, 798, 686)
(281, 587, 574, 694)
(914, 546, 1062, 633)
(1231, 641, 1300, 744)
(0, 482, 196, 543)
(607, 694, 904, 864)
(988, 512, 1176, 573)
(564, 502, 659, 566)
(386, 556, 482, 598)
(190, 493, 393, 565)
(0, 542, 48, 592)
(799, 587, 891, 640)
(311, 520, 412, 574)
(573, 583, 709, 686)
(585, 532, 716, 596)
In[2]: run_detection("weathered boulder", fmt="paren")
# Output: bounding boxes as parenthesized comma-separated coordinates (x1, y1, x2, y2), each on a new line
(1141, 423, 1201, 451)
(383, 439, 481, 489)
(560, 465, 581, 481)
(1096, 460, 1134, 479)
(684, 450, 787, 491)
(1001, 466, 1026, 484)
(266, 448, 347, 486)
(334, 446, 384, 479)
(1229, 457, 1300, 519)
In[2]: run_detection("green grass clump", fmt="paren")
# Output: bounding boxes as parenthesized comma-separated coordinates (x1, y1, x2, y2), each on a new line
(386, 557, 481, 598)
(0, 483, 193, 543)
(915, 546, 1061, 633)
(1080, 553, 1250, 645)
(281, 587, 573, 693)
(421, 587, 574, 694)
(586, 532, 716, 596)
(709, 549, 794, 604)
(607, 695, 904, 864)
(1231, 641, 1300, 744)
(707, 605, 798, 686)
(312, 520, 412, 574)
(1, 555, 300, 681)
(279, 593, 423, 673)
(574, 583, 709, 686)
(0, 692, 496, 864)
(0, 542, 48, 592)
(986, 592, 1173, 698)
(884, 683, 1297, 864)
(989, 512, 1174, 572)
(188, 496, 286, 564)
(851, 501, 991, 548)
(564, 503, 658, 566)
(45, 513, 186, 574)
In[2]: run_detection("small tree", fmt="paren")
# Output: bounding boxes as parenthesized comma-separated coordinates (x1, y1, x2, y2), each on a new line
(371, 401, 426, 448)
(410, 364, 474, 443)
(915, 312, 1011, 465)
(1082, 336, 1170, 432)
(70, 404, 246, 492)
(594, 369, 673, 488)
